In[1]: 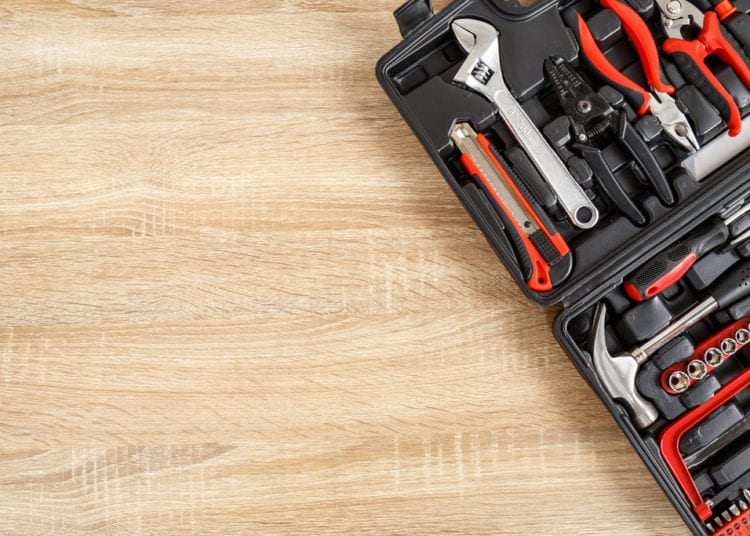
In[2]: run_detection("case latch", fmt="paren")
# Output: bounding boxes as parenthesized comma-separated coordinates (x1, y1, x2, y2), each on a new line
(394, 0, 434, 38)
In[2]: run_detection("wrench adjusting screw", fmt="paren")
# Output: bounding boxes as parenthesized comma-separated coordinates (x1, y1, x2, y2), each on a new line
(704, 347, 724, 367)
(669, 371, 691, 393)
(721, 337, 739, 355)
(687, 360, 707, 380)
(736, 328, 750, 345)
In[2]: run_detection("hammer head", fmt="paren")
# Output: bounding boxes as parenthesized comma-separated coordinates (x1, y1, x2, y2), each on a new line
(591, 303, 660, 429)
(451, 19, 503, 95)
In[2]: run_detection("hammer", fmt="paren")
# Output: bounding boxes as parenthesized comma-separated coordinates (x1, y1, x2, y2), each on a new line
(591, 258, 750, 429)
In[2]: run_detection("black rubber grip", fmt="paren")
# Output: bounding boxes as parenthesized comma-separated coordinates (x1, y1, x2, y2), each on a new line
(490, 146, 565, 251)
(626, 218, 729, 300)
(470, 173, 533, 280)
(671, 50, 733, 122)
(574, 143, 647, 225)
(529, 230, 561, 264)
(710, 257, 750, 308)
(618, 113, 675, 206)
(725, 15, 750, 56)
(721, 21, 750, 66)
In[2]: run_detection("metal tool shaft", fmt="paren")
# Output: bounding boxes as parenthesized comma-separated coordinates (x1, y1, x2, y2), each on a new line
(489, 82, 598, 230)
(632, 298, 719, 363)
(451, 19, 599, 230)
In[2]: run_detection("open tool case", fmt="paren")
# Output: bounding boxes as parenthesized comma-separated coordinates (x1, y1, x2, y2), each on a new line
(377, 0, 750, 533)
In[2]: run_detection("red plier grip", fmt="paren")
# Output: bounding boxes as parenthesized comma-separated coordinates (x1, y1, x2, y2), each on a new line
(600, 0, 675, 94)
(663, 11, 750, 136)
(575, 0, 674, 115)
(659, 365, 750, 521)
(576, 14, 652, 115)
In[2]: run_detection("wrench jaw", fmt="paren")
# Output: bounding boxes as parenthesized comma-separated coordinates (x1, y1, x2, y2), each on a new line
(451, 19, 503, 97)
(591, 304, 661, 429)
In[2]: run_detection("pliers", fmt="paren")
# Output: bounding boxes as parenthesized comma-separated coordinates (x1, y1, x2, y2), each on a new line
(657, 0, 750, 136)
(545, 57, 665, 221)
(569, 0, 701, 153)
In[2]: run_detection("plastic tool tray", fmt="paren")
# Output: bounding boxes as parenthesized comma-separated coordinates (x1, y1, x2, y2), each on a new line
(377, 0, 750, 533)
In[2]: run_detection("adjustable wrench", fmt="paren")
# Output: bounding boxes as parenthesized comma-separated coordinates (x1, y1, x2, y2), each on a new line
(451, 19, 599, 230)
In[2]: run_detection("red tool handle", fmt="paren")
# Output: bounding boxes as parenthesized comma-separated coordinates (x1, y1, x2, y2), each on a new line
(714, 0, 738, 19)
(575, 14, 652, 115)
(624, 218, 729, 302)
(460, 135, 569, 292)
(702, 11, 750, 86)
(663, 11, 750, 136)
(600, 0, 675, 94)
(660, 366, 750, 521)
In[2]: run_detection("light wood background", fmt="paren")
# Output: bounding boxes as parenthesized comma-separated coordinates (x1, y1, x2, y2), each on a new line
(0, 1, 690, 534)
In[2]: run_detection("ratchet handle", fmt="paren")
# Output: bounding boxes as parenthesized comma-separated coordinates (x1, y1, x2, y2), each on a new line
(624, 218, 729, 301)
(574, 14, 651, 115)
(600, 0, 675, 94)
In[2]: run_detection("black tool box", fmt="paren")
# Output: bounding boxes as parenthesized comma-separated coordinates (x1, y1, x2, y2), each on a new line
(377, 0, 750, 533)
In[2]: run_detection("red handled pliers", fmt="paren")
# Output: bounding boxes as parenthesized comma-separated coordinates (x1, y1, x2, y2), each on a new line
(657, 0, 750, 136)
(571, 0, 701, 153)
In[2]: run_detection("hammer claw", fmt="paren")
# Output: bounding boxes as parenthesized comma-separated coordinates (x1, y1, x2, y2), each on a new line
(591, 303, 661, 429)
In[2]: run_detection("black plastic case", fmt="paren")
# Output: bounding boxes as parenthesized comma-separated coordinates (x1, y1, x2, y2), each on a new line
(376, 0, 750, 533)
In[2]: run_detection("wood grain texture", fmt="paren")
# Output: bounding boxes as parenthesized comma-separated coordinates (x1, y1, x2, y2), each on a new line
(0, 1, 689, 534)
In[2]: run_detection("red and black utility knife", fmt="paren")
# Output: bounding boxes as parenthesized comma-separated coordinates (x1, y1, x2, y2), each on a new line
(451, 123, 573, 292)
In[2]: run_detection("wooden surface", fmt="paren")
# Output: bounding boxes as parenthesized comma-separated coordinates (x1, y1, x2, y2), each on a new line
(0, 2, 689, 534)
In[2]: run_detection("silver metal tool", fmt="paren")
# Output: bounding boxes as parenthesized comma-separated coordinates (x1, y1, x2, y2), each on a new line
(648, 90, 701, 153)
(592, 258, 750, 428)
(682, 116, 750, 180)
(592, 296, 724, 428)
(685, 415, 750, 468)
(592, 298, 719, 429)
(451, 18, 599, 230)
(591, 304, 660, 429)
(669, 370, 691, 392)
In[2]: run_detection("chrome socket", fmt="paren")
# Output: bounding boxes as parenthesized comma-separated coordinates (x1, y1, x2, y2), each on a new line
(721, 338, 739, 355)
(704, 347, 724, 367)
(687, 360, 708, 380)
(669, 371, 691, 393)
(736, 328, 750, 345)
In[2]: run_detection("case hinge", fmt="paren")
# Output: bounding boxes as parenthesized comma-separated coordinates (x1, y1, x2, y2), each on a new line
(394, 0, 434, 38)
